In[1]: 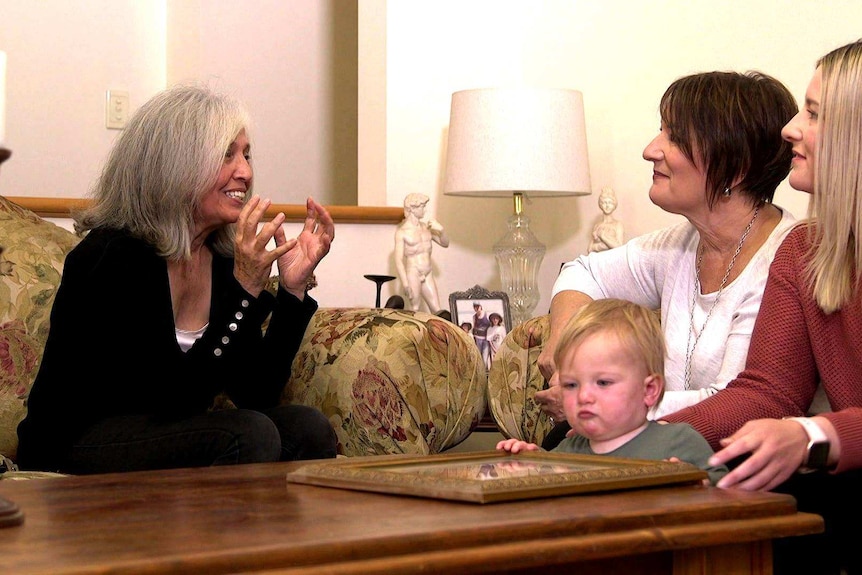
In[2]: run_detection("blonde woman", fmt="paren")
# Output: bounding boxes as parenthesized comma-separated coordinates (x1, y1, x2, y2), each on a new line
(665, 40, 862, 575)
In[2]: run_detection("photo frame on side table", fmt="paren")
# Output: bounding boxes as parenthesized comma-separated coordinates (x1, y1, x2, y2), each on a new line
(449, 285, 511, 372)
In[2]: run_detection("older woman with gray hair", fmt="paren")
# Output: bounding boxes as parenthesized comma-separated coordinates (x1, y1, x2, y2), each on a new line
(17, 85, 337, 473)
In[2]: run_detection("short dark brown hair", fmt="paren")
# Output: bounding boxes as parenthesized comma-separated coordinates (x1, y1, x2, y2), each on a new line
(660, 71, 797, 209)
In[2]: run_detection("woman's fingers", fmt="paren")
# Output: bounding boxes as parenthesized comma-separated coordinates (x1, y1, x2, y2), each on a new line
(712, 419, 808, 491)
(304, 197, 335, 241)
(235, 195, 260, 244)
(234, 196, 296, 294)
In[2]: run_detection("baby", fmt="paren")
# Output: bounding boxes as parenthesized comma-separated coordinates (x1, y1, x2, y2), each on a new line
(498, 298, 727, 485)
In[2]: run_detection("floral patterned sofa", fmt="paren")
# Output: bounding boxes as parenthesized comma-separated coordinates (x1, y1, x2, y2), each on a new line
(0, 195, 486, 477)
(486, 315, 554, 446)
(284, 307, 486, 456)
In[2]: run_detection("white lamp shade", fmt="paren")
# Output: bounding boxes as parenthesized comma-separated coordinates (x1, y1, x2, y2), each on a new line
(443, 87, 591, 197)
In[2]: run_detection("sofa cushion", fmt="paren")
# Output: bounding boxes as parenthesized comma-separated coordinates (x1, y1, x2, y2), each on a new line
(285, 308, 486, 456)
(0, 196, 80, 460)
(487, 314, 554, 444)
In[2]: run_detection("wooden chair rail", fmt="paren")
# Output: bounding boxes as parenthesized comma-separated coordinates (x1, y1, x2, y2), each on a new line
(6, 196, 403, 224)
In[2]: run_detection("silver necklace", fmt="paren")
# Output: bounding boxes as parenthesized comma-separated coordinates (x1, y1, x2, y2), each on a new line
(683, 206, 760, 390)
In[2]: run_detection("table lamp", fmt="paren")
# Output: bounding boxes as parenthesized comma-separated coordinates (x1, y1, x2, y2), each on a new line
(443, 87, 591, 326)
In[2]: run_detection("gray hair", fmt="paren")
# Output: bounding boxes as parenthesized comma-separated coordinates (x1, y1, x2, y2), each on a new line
(75, 85, 251, 259)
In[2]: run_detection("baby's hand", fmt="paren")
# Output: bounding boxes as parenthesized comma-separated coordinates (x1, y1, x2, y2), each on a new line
(496, 439, 541, 453)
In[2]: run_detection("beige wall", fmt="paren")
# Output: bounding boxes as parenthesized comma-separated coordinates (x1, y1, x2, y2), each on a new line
(0, 0, 355, 206)
(383, 0, 861, 316)
(4, 1, 862, 315)
(0, 1, 165, 200)
(166, 0, 357, 207)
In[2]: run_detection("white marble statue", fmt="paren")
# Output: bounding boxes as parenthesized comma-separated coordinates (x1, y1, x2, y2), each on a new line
(589, 187, 625, 253)
(394, 193, 449, 312)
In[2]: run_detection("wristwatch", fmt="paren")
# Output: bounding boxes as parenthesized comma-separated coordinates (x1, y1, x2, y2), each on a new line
(784, 417, 830, 472)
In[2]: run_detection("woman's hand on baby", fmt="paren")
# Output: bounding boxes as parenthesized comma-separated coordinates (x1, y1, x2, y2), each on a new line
(536, 334, 556, 382)
(534, 372, 566, 422)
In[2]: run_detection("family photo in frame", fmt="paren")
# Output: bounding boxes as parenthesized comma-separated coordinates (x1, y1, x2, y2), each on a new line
(449, 285, 512, 371)
(286, 450, 707, 504)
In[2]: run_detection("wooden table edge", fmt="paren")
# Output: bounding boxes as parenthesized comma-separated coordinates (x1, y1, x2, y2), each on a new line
(243, 512, 824, 575)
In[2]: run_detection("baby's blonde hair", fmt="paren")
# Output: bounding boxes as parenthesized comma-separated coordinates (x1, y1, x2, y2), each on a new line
(553, 299, 666, 403)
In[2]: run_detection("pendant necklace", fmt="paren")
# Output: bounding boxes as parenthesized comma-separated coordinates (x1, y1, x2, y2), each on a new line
(683, 206, 760, 390)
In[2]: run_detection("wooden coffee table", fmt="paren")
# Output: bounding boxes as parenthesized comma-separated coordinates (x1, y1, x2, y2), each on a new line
(0, 457, 822, 574)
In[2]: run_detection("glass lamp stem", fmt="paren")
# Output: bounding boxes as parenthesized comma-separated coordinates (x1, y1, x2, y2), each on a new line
(513, 191, 524, 216)
(494, 192, 545, 326)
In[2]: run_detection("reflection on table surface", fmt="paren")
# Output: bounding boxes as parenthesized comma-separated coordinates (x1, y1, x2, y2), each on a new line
(381, 457, 599, 481)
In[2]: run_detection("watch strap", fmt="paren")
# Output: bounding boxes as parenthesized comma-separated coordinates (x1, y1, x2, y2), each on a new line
(784, 416, 830, 471)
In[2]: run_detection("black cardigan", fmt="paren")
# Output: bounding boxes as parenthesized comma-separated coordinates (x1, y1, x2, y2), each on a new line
(17, 228, 317, 471)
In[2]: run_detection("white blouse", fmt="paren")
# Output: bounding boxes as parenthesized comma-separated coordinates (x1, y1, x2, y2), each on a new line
(175, 324, 208, 353)
(552, 208, 798, 419)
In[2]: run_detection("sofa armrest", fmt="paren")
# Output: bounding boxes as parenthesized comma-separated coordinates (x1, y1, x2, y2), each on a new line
(284, 308, 486, 456)
(487, 314, 555, 444)
(0, 196, 80, 463)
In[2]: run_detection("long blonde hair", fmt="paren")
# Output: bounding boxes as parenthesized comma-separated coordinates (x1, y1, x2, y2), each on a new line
(807, 40, 862, 312)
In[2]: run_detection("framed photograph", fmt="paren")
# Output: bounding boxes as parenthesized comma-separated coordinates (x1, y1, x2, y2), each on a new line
(285, 450, 707, 504)
(449, 285, 511, 370)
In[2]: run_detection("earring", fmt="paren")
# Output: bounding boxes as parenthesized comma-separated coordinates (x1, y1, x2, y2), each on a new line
(722, 187, 732, 197)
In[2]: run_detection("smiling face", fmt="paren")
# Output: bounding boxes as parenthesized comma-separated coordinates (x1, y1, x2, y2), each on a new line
(196, 130, 252, 234)
(559, 329, 659, 445)
(642, 124, 709, 217)
(781, 67, 821, 194)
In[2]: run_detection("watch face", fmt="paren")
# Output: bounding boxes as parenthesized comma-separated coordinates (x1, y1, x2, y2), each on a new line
(807, 441, 830, 469)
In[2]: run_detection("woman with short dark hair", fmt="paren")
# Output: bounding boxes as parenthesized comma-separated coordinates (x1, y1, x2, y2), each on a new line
(536, 71, 800, 439)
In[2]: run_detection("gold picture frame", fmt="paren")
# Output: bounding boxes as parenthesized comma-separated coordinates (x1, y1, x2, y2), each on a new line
(286, 450, 707, 504)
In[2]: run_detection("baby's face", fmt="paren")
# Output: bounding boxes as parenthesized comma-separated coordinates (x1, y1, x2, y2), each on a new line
(558, 330, 654, 443)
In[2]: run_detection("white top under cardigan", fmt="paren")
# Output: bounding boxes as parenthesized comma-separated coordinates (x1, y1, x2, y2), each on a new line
(552, 207, 797, 419)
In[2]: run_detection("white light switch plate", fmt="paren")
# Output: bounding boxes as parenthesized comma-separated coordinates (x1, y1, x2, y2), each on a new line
(106, 90, 129, 130)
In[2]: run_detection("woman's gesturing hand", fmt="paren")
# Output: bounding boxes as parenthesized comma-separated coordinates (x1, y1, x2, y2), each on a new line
(276, 197, 335, 299)
(233, 195, 292, 297)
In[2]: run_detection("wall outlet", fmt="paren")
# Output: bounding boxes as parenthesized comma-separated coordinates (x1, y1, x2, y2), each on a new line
(105, 90, 129, 130)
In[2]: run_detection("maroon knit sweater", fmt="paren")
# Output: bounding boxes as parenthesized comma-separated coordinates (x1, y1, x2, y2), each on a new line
(664, 225, 862, 473)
